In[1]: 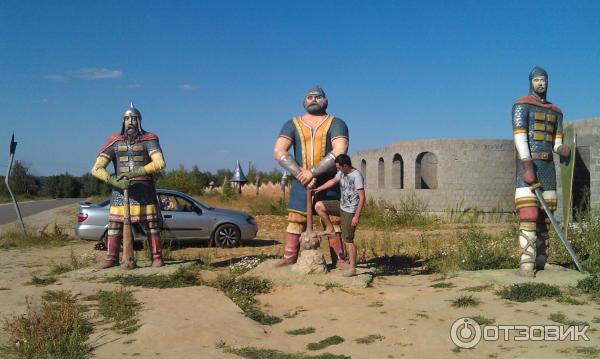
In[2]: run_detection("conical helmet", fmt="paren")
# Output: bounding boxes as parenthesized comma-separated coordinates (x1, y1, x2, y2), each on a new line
(231, 160, 248, 183)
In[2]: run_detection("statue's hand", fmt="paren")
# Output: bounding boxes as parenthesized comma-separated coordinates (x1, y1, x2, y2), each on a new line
(556, 144, 571, 159)
(297, 168, 314, 186)
(107, 175, 130, 190)
(119, 167, 147, 179)
(521, 160, 537, 185)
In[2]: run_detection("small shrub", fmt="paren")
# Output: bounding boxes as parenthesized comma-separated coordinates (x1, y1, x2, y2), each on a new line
(0, 225, 70, 249)
(26, 276, 57, 286)
(497, 283, 561, 302)
(286, 327, 316, 336)
(451, 295, 480, 308)
(576, 275, 600, 298)
(108, 265, 202, 288)
(1, 293, 93, 358)
(224, 346, 350, 359)
(355, 334, 384, 344)
(549, 312, 589, 327)
(360, 196, 434, 230)
(430, 282, 455, 289)
(307, 336, 345, 351)
(87, 288, 141, 334)
(462, 284, 494, 292)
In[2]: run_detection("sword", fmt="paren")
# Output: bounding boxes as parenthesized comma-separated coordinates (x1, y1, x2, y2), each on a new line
(530, 183, 584, 272)
(121, 186, 137, 269)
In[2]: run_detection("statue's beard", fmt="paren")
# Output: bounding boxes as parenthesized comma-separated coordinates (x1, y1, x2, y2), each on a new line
(305, 102, 327, 115)
(125, 126, 139, 143)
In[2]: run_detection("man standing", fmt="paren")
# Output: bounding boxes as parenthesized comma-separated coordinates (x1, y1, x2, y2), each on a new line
(512, 67, 570, 277)
(313, 154, 365, 276)
(274, 86, 349, 267)
(91, 103, 166, 269)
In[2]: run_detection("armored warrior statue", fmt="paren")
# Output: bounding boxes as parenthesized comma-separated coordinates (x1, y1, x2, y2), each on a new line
(91, 103, 166, 269)
(512, 67, 570, 277)
(274, 86, 349, 267)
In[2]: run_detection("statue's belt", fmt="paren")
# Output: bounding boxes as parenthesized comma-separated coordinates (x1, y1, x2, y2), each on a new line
(530, 152, 552, 161)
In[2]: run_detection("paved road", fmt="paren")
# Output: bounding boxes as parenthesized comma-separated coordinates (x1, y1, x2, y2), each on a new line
(0, 198, 83, 225)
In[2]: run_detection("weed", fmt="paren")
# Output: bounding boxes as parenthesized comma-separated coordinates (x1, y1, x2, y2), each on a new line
(50, 248, 98, 274)
(108, 265, 202, 288)
(1, 293, 92, 358)
(283, 307, 308, 319)
(229, 255, 269, 276)
(427, 225, 518, 272)
(575, 346, 600, 356)
(360, 196, 435, 230)
(26, 275, 57, 286)
(318, 282, 341, 292)
(430, 282, 455, 289)
(577, 275, 600, 299)
(556, 296, 586, 305)
(41, 290, 76, 304)
(87, 288, 141, 334)
(213, 275, 281, 325)
(471, 315, 495, 326)
(368, 301, 384, 308)
(355, 334, 385, 344)
(224, 346, 350, 359)
(286, 327, 316, 335)
(451, 295, 480, 308)
(548, 312, 589, 327)
(462, 284, 494, 292)
(497, 283, 561, 302)
(415, 313, 429, 319)
(307, 336, 345, 351)
(0, 225, 70, 249)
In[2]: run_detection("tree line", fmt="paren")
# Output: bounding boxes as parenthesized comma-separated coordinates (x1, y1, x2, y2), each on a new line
(0, 161, 284, 199)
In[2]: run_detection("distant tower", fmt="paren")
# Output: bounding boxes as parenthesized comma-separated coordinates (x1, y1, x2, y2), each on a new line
(231, 160, 248, 194)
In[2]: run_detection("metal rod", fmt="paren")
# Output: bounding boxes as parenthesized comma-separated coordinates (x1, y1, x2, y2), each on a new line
(5, 135, 25, 234)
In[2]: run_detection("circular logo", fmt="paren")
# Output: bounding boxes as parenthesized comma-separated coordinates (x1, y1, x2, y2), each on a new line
(450, 317, 482, 349)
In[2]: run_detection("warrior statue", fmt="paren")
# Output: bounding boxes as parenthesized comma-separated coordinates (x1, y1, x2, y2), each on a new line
(512, 67, 570, 277)
(91, 103, 166, 268)
(274, 86, 349, 268)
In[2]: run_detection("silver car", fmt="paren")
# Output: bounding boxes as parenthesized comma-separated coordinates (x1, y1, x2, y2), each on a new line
(74, 189, 258, 248)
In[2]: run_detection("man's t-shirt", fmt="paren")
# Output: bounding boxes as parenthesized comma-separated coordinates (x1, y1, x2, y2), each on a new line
(335, 169, 364, 213)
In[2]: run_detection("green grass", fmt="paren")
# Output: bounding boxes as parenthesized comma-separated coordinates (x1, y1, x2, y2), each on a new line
(360, 196, 435, 230)
(355, 334, 384, 344)
(462, 284, 494, 292)
(306, 336, 345, 351)
(577, 275, 600, 299)
(224, 346, 350, 359)
(87, 288, 142, 334)
(50, 248, 98, 275)
(430, 282, 455, 289)
(497, 283, 561, 302)
(26, 275, 57, 286)
(1, 291, 93, 359)
(0, 225, 71, 250)
(213, 275, 282, 325)
(107, 265, 203, 288)
(368, 301, 384, 308)
(451, 295, 480, 308)
(471, 315, 495, 326)
(548, 312, 589, 327)
(286, 327, 316, 336)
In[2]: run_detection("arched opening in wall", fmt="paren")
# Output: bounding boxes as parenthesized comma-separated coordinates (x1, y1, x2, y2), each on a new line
(361, 159, 367, 188)
(572, 146, 590, 218)
(378, 157, 385, 189)
(415, 152, 438, 189)
(392, 154, 404, 189)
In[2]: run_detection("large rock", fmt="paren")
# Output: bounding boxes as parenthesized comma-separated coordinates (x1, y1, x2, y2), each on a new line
(291, 249, 327, 274)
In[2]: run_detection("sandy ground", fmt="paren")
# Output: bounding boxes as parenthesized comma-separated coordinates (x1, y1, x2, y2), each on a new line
(0, 204, 599, 358)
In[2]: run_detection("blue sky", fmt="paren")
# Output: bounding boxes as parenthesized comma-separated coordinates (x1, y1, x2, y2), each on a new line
(1, 0, 599, 176)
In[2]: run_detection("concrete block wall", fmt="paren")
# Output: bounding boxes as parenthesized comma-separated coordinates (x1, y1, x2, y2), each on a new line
(353, 139, 516, 213)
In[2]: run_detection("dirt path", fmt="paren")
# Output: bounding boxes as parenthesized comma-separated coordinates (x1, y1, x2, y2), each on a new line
(0, 209, 599, 358)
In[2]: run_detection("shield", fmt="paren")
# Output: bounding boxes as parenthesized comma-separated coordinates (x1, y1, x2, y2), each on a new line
(560, 124, 576, 239)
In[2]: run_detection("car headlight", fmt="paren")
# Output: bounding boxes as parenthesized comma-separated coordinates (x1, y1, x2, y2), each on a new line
(246, 216, 256, 225)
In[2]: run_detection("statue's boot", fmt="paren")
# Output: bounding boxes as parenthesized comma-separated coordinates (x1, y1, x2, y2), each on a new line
(275, 233, 300, 267)
(535, 224, 550, 271)
(518, 228, 537, 277)
(148, 231, 164, 268)
(100, 235, 120, 269)
(328, 233, 349, 269)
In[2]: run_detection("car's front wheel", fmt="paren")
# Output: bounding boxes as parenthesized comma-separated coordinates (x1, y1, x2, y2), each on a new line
(213, 223, 241, 248)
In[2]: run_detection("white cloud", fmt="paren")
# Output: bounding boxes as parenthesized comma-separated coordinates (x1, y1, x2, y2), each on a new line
(68, 67, 123, 80)
(178, 84, 199, 91)
(34, 98, 49, 104)
(43, 74, 66, 81)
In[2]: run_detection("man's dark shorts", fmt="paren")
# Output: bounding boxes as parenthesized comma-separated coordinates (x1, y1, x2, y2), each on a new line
(321, 200, 355, 243)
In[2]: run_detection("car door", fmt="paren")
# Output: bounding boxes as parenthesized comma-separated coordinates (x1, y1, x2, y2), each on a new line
(159, 194, 210, 239)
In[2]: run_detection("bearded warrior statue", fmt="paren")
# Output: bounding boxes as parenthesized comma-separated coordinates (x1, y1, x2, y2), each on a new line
(512, 67, 570, 277)
(91, 103, 166, 269)
(273, 86, 349, 268)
